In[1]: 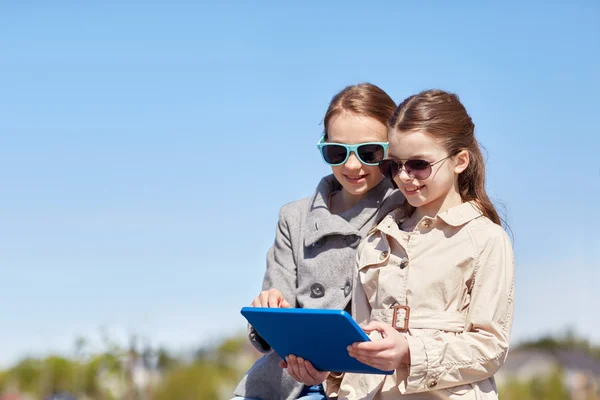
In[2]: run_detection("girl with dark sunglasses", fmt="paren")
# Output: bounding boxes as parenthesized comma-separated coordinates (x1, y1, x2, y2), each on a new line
(232, 83, 404, 400)
(287, 90, 515, 400)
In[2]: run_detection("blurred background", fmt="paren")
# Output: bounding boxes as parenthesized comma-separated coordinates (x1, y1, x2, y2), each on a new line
(1, 1, 599, 399)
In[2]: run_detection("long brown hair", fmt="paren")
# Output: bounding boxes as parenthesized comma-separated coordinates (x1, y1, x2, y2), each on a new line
(389, 89, 502, 226)
(323, 83, 396, 139)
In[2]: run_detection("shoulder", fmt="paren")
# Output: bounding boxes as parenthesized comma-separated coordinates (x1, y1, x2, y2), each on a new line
(467, 216, 510, 241)
(278, 196, 312, 222)
(464, 216, 513, 257)
(381, 187, 406, 208)
(277, 174, 337, 222)
(376, 189, 406, 219)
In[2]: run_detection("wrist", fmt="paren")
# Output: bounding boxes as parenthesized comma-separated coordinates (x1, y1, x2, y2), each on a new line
(401, 334, 411, 365)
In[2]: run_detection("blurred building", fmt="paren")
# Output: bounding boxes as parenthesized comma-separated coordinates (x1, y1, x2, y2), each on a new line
(497, 349, 600, 399)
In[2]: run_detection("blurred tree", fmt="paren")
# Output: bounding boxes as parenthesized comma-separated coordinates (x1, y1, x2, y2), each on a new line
(500, 368, 569, 400)
(518, 327, 594, 355)
(217, 337, 245, 357)
(7, 358, 42, 395)
(153, 361, 222, 400)
(39, 356, 77, 396)
(501, 377, 534, 400)
(541, 368, 570, 400)
(156, 348, 178, 371)
(0, 370, 7, 392)
(78, 353, 123, 399)
(215, 337, 247, 382)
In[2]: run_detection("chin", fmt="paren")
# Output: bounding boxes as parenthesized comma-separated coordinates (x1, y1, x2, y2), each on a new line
(405, 199, 423, 208)
(403, 194, 428, 208)
(344, 185, 369, 196)
(335, 173, 381, 197)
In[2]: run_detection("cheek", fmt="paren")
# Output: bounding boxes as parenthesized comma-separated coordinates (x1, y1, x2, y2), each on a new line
(363, 164, 382, 177)
(427, 167, 456, 191)
(330, 165, 347, 182)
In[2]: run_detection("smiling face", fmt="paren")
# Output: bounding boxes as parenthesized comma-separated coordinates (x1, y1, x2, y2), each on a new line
(326, 111, 388, 198)
(387, 129, 469, 216)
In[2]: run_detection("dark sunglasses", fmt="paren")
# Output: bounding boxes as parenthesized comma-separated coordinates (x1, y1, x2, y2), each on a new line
(378, 154, 455, 180)
(317, 136, 389, 166)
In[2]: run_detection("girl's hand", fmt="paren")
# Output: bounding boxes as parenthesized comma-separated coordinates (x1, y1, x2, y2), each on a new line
(251, 288, 291, 308)
(348, 321, 410, 371)
(280, 355, 329, 385)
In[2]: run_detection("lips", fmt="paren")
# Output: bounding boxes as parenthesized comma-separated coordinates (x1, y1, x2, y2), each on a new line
(344, 174, 367, 184)
(404, 185, 425, 194)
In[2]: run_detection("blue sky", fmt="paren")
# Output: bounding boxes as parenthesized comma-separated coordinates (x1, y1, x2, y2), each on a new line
(1, 1, 599, 366)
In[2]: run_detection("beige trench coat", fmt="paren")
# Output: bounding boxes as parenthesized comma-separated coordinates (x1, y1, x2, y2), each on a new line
(326, 201, 515, 400)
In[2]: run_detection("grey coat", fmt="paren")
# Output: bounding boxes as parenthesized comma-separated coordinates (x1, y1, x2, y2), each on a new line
(234, 175, 404, 400)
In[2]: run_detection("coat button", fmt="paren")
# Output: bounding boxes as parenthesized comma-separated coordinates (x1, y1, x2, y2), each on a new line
(421, 219, 432, 228)
(427, 379, 438, 388)
(343, 281, 352, 297)
(379, 250, 389, 260)
(310, 283, 325, 298)
(345, 235, 361, 248)
(312, 237, 326, 248)
(399, 260, 409, 269)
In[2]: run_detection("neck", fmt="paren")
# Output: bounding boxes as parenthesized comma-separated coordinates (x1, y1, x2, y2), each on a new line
(413, 185, 463, 221)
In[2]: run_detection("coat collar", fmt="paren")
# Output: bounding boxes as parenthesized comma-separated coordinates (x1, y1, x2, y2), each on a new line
(373, 200, 483, 236)
(437, 201, 483, 226)
(304, 175, 396, 247)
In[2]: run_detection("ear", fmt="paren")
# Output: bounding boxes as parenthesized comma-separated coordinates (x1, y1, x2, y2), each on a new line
(453, 150, 470, 174)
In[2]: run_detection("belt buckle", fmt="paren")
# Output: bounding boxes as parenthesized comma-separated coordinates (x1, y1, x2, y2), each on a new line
(391, 304, 410, 332)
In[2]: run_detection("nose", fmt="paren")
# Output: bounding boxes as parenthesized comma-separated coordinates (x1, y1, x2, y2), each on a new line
(344, 152, 362, 170)
(398, 165, 412, 182)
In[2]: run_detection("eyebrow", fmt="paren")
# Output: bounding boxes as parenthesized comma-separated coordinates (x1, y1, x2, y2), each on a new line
(387, 153, 434, 160)
(408, 154, 431, 159)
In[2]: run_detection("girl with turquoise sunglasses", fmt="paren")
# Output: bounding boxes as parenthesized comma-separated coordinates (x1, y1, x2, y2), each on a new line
(316, 136, 389, 167)
(233, 83, 404, 400)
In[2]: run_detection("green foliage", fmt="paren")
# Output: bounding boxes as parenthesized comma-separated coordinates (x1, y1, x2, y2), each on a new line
(40, 356, 77, 395)
(217, 337, 245, 357)
(7, 358, 42, 395)
(2, 330, 592, 400)
(156, 348, 179, 371)
(0, 370, 7, 392)
(153, 361, 223, 400)
(0, 334, 253, 399)
(517, 327, 595, 355)
(501, 368, 569, 400)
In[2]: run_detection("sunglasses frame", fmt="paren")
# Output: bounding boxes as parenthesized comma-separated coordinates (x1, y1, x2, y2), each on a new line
(379, 153, 456, 180)
(317, 135, 389, 166)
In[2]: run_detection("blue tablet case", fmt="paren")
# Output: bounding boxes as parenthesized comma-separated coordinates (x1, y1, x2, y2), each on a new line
(241, 307, 394, 375)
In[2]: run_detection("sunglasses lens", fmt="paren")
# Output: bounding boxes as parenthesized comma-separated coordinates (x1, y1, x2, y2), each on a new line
(405, 159, 432, 180)
(378, 160, 399, 179)
(357, 144, 385, 165)
(321, 144, 348, 165)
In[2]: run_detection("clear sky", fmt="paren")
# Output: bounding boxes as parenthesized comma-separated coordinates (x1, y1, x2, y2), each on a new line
(1, 1, 599, 367)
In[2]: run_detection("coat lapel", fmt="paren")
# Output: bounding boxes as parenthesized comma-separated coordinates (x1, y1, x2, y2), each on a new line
(304, 176, 396, 248)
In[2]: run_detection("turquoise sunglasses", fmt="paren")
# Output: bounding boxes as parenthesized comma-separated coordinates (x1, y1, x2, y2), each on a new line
(317, 136, 389, 166)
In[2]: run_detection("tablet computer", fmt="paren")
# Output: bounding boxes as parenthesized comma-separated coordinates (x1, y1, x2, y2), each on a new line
(240, 307, 394, 375)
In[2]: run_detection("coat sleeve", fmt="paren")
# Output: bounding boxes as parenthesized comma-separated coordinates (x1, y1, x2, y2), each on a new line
(248, 204, 299, 353)
(400, 224, 515, 393)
